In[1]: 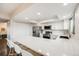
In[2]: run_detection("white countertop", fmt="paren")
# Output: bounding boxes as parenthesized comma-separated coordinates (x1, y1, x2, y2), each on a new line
(13, 36, 79, 56)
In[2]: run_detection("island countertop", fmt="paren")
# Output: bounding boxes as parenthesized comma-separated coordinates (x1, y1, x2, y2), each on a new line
(13, 36, 79, 56)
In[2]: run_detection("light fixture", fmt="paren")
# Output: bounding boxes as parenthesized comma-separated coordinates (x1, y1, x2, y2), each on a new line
(63, 16, 66, 18)
(25, 17, 29, 19)
(63, 3, 68, 6)
(37, 12, 41, 15)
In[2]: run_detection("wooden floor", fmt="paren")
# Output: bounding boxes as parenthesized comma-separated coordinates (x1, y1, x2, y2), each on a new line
(0, 39, 17, 56)
(14, 42, 45, 56)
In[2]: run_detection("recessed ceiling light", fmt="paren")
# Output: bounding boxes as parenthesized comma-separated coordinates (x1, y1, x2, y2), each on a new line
(37, 12, 41, 15)
(63, 16, 66, 18)
(63, 3, 68, 6)
(25, 17, 29, 19)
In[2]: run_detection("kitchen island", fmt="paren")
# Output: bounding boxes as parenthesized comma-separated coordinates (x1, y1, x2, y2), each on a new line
(13, 36, 79, 56)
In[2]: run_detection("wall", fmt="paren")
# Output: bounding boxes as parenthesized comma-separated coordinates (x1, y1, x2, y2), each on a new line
(68, 5, 79, 39)
(74, 5, 79, 39)
(7, 20, 33, 40)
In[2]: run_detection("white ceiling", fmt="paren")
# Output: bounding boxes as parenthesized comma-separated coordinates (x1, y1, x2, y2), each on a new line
(0, 3, 32, 21)
(0, 3, 19, 19)
(0, 3, 77, 23)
